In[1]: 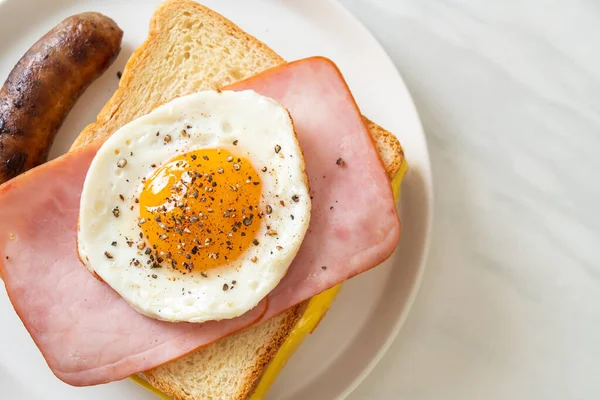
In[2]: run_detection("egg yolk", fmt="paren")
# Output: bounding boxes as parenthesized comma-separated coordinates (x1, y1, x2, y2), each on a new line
(139, 148, 262, 273)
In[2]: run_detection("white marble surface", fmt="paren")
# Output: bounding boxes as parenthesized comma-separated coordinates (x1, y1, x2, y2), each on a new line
(339, 0, 600, 399)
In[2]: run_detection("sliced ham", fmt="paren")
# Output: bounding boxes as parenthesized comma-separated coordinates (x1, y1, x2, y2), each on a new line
(0, 56, 399, 386)
(233, 58, 400, 320)
(0, 143, 268, 386)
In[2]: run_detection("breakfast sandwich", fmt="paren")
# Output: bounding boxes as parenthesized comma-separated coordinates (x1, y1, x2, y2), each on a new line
(0, 1, 407, 399)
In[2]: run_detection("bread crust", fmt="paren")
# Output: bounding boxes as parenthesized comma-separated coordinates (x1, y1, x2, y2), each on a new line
(71, 0, 285, 150)
(144, 302, 308, 400)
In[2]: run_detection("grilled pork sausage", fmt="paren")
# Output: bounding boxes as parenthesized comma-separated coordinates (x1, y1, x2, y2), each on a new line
(0, 12, 123, 184)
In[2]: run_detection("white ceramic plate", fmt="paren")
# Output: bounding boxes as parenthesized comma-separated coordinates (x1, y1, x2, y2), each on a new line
(0, 0, 432, 399)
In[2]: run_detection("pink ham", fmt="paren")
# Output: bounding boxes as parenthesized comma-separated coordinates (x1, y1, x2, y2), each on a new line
(0, 56, 399, 386)
(0, 143, 268, 386)
(233, 58, 400, 320)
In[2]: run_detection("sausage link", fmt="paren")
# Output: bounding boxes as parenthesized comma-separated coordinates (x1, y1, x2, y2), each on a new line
(0, 12, 123, 183)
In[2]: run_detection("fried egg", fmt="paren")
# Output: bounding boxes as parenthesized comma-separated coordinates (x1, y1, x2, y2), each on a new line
(77, 90, 310, 323)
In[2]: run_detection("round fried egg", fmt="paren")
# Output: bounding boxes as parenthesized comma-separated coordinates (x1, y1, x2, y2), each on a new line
(77, 90, 310, 323)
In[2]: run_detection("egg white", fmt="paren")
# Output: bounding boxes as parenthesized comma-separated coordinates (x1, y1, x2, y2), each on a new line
(78, 90, 310, 323)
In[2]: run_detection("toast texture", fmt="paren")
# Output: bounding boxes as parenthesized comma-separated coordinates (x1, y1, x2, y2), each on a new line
(71, 1, 405, 399)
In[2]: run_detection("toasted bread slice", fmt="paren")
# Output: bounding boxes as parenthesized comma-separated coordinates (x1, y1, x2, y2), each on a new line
(71, 1, 406, 399)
